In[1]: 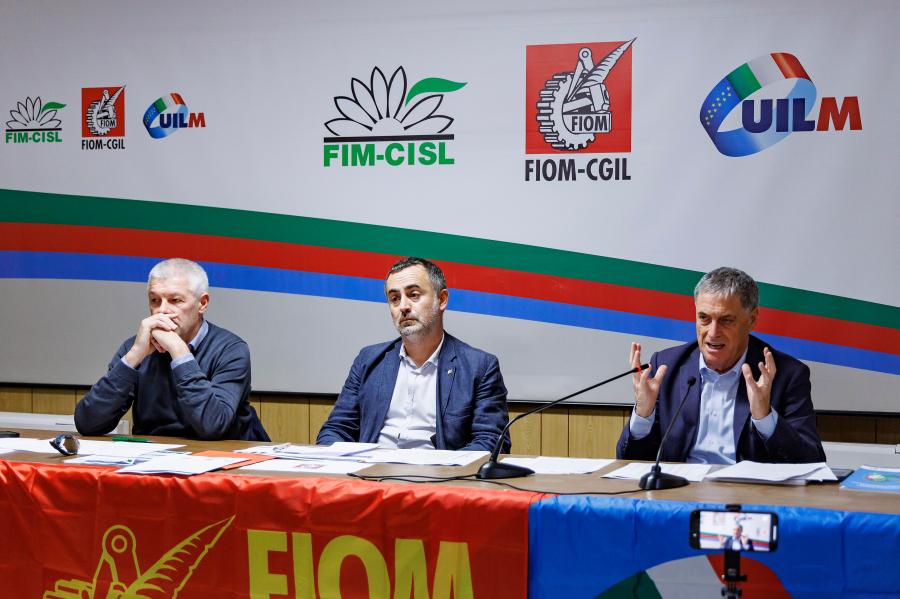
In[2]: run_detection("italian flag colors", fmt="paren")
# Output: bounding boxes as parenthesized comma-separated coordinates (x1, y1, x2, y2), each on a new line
(727, 53, 811, 99)
(151, 92, 186, 114)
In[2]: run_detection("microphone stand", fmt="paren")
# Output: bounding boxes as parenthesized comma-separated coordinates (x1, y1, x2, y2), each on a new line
(638, 376, 697, 490)
(476, 364, 647, 480)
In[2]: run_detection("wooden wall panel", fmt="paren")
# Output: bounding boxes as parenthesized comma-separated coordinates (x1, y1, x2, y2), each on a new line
(568, 407, 626, 458)
(540, 408, 569, 456)
(6, 384, 900, 451)
(254, 394, 309, 444)
(876, 417, 900, 445)
(817, 414, 877, 443)
(508, 404, 540, 455)
(32, 387, 78, 415)
(0, 387, 31, 412)
(308, 397, 335, 443)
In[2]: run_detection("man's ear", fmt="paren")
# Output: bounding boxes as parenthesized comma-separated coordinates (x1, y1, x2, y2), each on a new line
(198, 293, 210, 315)
(749, 306, 758, 329)
(438, 288, 449, 311)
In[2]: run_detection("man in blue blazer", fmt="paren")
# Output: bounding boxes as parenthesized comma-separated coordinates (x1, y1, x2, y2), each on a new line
(317, 257, 510, 452)
(617, 267, 825, 464)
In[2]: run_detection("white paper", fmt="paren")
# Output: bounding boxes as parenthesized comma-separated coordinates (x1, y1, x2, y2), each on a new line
(239, 458, 370, 475)
(64, 450, 190, 467)
(116, 454, 244, 475)
(66, 455, 141, 466)
(362, 449, 488, 466)
(0, 437, 57, 453)
(500, 456, 614, 474)
(705, 461, 835, 483)
(603, 462, 711, 482)
(74, 440, 185, 457)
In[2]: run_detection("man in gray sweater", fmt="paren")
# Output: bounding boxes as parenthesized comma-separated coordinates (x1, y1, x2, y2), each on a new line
(75, 258, 268, 440)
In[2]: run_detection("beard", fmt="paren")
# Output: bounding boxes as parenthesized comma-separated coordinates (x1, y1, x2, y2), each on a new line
(395, 299, 440, 338)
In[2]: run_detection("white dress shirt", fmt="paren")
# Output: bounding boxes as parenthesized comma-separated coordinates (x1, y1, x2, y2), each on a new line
(378, 335, 444, 449)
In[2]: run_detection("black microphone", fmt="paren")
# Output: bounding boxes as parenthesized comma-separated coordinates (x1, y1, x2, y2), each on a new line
(639, 376, 697, 490)
(476, 364, 648, 480)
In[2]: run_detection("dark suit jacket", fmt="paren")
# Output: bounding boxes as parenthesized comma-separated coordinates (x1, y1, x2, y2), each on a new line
(316, 333, 510, 452)
(721, 537, 754, 551)
(616, 335, 825, 463)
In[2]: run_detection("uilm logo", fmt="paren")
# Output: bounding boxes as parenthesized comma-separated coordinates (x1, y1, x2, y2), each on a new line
(700, 52, 862, 157)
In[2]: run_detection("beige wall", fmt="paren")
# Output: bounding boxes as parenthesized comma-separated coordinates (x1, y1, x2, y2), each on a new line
(3, 386, 899, 456)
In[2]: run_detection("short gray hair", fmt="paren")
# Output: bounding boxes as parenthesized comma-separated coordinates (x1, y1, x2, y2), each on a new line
(147, 258, 209, 297)
(387, 257, 447, 294)
(694, 267, 759, 312)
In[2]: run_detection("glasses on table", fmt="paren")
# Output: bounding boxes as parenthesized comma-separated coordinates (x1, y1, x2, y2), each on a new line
(50, 433, 80, 456)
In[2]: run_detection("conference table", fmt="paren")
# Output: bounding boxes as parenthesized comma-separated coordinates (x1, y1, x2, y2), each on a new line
(1, 431, 897, 598)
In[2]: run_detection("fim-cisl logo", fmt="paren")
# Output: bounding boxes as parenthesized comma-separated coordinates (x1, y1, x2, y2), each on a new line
(700, 52, 862, 157)
(525, 39, 634, 183)
(81, 85, 125, 150)
(323, 66, 465, 168)
(5, 96, 65, 144)
(143, 92, 206, 139)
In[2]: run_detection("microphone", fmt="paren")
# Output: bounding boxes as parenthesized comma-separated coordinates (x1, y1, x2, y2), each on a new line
(638, 376, 697, 490)
(476, 364, 648, 480)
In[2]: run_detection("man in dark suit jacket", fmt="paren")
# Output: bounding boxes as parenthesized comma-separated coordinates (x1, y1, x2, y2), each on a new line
(617, 267, 825, 464)
(721, 525, 754, 552)
(317, 257, 510, 452)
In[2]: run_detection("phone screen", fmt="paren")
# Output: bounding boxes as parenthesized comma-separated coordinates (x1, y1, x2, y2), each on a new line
(691, 510, 778, 552)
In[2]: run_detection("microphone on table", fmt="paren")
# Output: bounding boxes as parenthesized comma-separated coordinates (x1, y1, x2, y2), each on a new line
(638, 376, 697, 490)
(476, 364, 648, 480)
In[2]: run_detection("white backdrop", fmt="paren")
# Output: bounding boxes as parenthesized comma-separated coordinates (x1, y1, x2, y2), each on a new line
(1, 0, 897, 411)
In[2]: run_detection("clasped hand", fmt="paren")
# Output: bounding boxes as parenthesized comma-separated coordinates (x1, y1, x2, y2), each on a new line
(123, 313, 189, 367)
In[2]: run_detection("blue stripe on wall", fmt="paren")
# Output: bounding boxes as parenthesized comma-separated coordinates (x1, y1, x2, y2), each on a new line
(2, 251, 897, 375)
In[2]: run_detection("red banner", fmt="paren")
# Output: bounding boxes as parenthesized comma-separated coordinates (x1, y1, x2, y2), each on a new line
(0, 461, 534, 598)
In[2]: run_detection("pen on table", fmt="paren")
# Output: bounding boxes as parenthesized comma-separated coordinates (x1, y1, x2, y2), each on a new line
(112, 436, 152, 443)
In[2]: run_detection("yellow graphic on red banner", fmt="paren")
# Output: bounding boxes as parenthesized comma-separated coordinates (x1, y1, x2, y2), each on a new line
(43, 517, 234, 598)
(248, 531, 474, 598)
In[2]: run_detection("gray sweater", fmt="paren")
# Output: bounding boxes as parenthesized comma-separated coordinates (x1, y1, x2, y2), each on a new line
(75, 321, 269, 441)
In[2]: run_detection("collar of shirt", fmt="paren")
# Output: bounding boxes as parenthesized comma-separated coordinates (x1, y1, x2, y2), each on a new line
(398, 333, 445, 372)
(187, 320, 209, 353)
(688, 346, 749, 465)
(698, 346, 748, 383)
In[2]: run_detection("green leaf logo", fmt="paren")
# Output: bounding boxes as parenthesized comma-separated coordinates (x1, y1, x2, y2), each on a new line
(405, 78, 466, 105)
(40, 102, 66, 114)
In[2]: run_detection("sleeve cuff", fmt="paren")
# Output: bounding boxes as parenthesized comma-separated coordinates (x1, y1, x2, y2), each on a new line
(751, 408, 779, 439)
(170, 354, 196, 369)
(629, 407, 655, 440)
(111, 358, 140, 382)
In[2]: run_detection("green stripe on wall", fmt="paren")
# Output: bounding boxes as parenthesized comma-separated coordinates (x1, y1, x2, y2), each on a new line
(1, 188, 897, 329)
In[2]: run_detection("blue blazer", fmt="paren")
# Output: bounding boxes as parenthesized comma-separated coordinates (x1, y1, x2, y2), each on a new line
(317, 333, 511, 452)
(616, 335, 825, 463)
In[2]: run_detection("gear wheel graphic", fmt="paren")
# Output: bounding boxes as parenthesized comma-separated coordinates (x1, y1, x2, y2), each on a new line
(86, 100, 112, 136)
(536, 73, 594, 150)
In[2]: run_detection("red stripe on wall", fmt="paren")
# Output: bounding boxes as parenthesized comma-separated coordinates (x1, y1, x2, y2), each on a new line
(772, 52, 810, 80)
(2, 222, 896, 355)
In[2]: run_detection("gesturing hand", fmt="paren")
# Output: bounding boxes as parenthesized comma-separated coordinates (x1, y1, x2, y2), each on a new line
(742, 346, 777, 420)
(630, 342, 667, 418)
